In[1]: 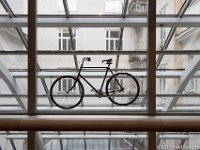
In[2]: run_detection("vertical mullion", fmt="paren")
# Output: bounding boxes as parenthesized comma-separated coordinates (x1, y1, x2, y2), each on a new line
(28, 0, 37, 115)
(148, 132, 156, 150)
(28, 0, 37, 149)
(148, 0, 156, 115)
(28, 131, 36, 150)
(148, 0, 156, 149)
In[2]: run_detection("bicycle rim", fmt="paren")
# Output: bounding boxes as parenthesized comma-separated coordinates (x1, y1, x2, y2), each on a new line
(50, 76, 84, 109)
(106, 73, 140, 106)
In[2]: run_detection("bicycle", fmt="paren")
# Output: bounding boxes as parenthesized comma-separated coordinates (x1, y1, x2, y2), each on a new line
(50, 57, 140, 109)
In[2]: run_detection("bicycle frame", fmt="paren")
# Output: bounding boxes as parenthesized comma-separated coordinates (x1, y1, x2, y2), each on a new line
(73, 62, 123, 95)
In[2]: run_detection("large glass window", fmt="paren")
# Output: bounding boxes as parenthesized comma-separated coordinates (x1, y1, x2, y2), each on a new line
(2, 0, 200, 149)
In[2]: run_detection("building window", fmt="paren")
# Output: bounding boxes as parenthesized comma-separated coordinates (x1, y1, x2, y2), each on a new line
(186, 55, 199, 93)
(107, 78, 124, 91)
(159, 5, 167, 46)
(105, 0, 123, 13)
(58, 79, 77, 92)
(159, 64, 167, 94)
(188, 78, 198, 92)
(106, 30, 122, 51)
(58, 29, 76, 51)
(57, 0, 77, 11)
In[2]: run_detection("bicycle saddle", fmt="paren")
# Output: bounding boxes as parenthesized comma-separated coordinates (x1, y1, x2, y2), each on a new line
(102, 58, 112, 64)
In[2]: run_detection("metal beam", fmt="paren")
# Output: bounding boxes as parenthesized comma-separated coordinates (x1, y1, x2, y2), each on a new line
(1, 50, 200, 55)
(3, 93, 200, 98)
(115, 0, 129, 71)
(6, 70, 200, 78)
(178, 0, 192, 18)
(163, 55, 200, 111)
(0, 0, 15, 18)
(2, 105, 200, 113)
(5, 134, 190, 139)
(62, 0, 78, 70)
(1, 115, 200, 131)
(1, 17, 200, 27)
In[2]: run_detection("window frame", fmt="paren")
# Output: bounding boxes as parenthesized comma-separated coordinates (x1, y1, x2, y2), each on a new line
(58, 28, 77, 51)
(105, 29, 123, 51)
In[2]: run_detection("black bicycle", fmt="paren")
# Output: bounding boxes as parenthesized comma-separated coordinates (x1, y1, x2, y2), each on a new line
(50, 57, 140, 109)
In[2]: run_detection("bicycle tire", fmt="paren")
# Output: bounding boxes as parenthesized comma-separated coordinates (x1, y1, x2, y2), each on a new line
(106, 73, 140, 106)
(50, 76, 84, 109)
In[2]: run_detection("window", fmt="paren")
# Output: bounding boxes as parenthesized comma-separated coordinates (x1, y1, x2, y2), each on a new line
(188, 78, 198, 93)
(159, 64, 167, 94)
(105, 0, 123, 13)
(107, 78, 123, 91)
(57, 0, 77, 11)
(106, 30, 122, 51)
(58, 79, 77, 92)
(186, 55, 199, 93)
(159, 6, 167, 45)
(58, 29, 76, 51)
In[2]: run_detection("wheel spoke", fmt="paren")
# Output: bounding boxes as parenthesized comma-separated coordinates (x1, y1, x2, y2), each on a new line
(106, 73, 140, 106)
(50, 76, 84, 109)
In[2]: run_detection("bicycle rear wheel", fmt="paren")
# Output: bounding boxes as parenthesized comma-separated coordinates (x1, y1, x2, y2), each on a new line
(50, 76, 84, 109)
(106, 73, 140, 106)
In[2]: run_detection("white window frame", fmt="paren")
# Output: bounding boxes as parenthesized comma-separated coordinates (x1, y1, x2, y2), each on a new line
(187, 55, 199, 93)
(159, 5, 167, 44)
(107, 78, 123, 91)
(57, 0, 77, 11)
(159, 64, 167, 94)
(105, 29, 123, 51)
(58, 28, 77, 51)
(105, 0, 123, 13)
(58, 78, 77, 92)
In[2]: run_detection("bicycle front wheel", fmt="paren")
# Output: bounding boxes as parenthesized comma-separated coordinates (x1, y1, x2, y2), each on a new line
(50, 76, 84, 109)
(106, 73, 140, 106)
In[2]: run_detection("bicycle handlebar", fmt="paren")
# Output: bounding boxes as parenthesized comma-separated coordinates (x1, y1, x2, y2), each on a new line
(82, 57, 112, 66)
(102, 58, 112, 64)
(83, 57, 91, 62)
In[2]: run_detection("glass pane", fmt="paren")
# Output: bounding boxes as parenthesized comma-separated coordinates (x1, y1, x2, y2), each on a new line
(128, 0, 148, 15)
(185, 0, 200, 15)
(63, 39, 67, 50)
(0, 131, 27, 150)
(58, 39, 61, 50)
(0, 0, 28, 15)
(42, 131, 147, 150)
(0, 27, 27, 113)
(111, 31, 119, 38)
(156, 27, 200, 113)
(68, 39, 72, 50)
(157, 0, 183, 15)
(110, 40, 114, 50)
(157, 132, 200, 150)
